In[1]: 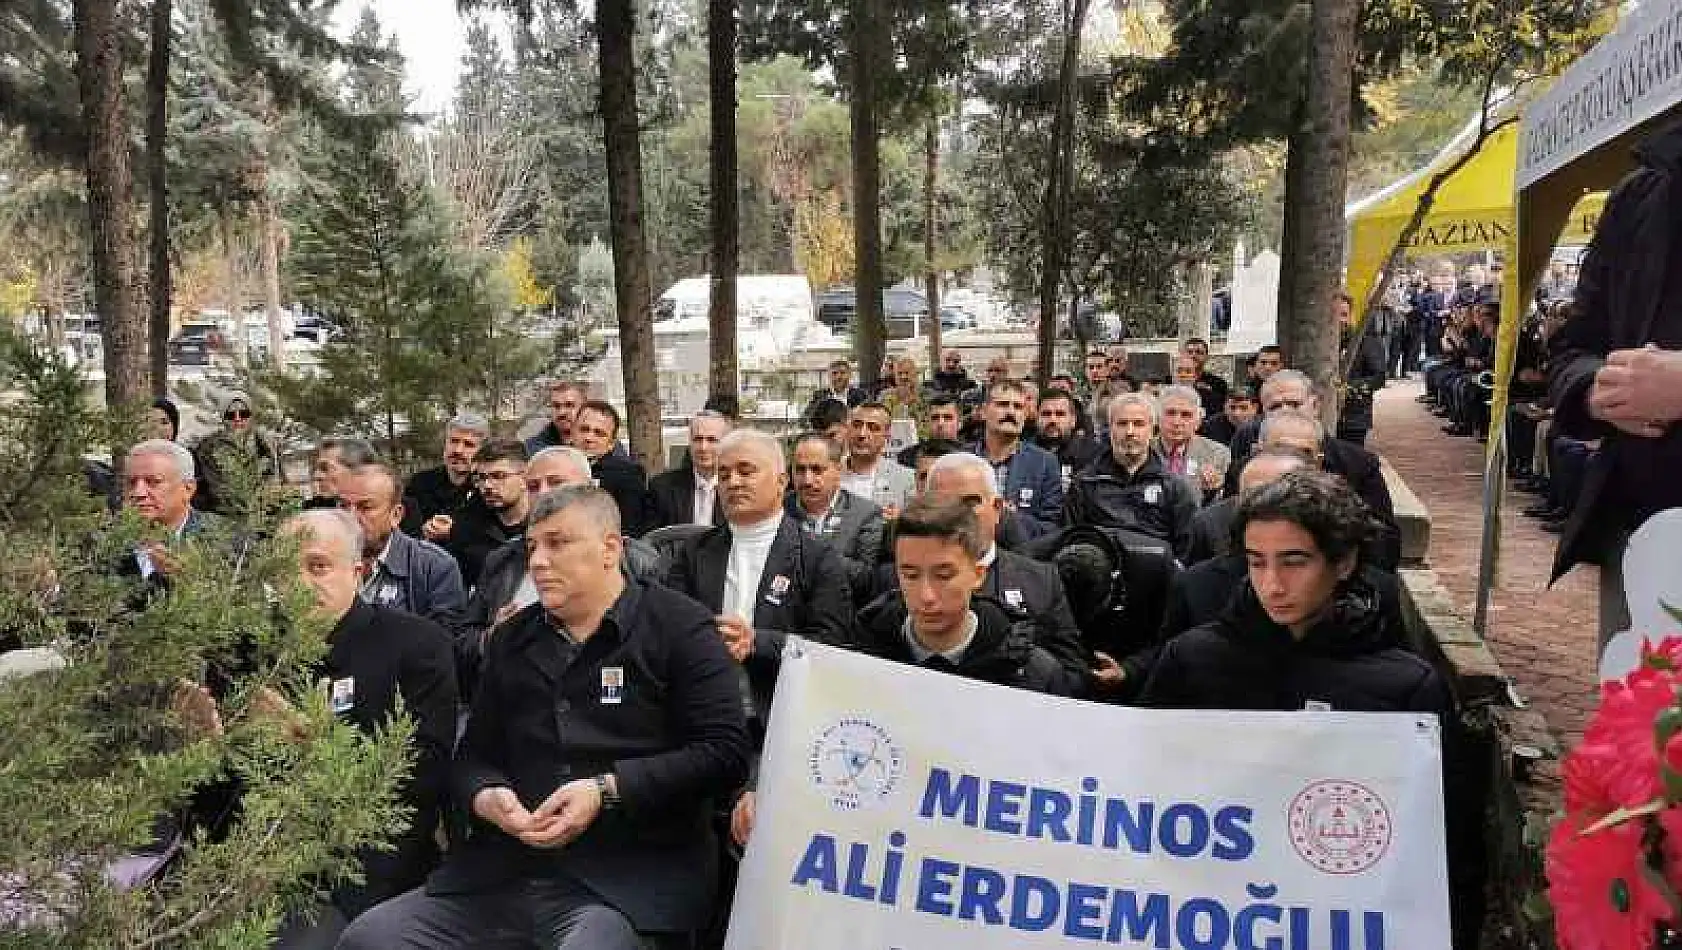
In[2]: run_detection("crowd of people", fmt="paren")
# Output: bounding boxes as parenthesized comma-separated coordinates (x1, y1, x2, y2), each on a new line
(53, 319, 1506, 950)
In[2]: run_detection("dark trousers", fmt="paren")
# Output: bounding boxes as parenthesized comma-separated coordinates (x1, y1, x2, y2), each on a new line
(1505, 406, 1541, 476)
(336, 879, 687, 950)
(1549, 438, 1594, 515)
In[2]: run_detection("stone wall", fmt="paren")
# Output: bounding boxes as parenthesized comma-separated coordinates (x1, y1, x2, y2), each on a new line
(1399, 567, 1561, 950)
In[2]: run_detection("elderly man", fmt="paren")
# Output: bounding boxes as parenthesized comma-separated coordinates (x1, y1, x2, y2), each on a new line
(524, 380, 587, 455)
(402, 413, 489, 540)
(1252, 408, 1400, 569)
(648, 411, 732, 530)
(1184, 448, 1311, 567)
(664, 429, 852, 741)
(270, 509, 457, 950)
(1065, 393, 1201, 558)
(340, 464, 466, 630)
(443, 439, 529, 588)
(122, 440, 219, 582)
(1224, 368, 1316, 484)
(1155, 384, 1231, 502)
(969, 379, 1063, 536)
(338, 487, 751, 950)
(572, 400, 651, 536)
(840, 403, 917, 515)
(788, 432, 884, 597)
(924, 452, 1092, 693)
(929, 349, 976, 397)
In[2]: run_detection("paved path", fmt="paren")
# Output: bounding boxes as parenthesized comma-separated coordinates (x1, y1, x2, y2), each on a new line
(1370, 381, 1600, 744)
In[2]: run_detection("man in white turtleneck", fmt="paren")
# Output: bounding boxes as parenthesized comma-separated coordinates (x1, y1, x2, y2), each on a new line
(716, 434, 788, 658)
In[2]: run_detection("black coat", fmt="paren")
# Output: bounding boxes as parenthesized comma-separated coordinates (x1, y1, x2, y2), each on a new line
(1140, 577, 1448, 716)
(322, 601, 458, 917)
(401, 466, 474, 538)
(1339, 325, 1389, 434)
(1223, 432, 1398, 565)
(663, 516, 853, 730)
(443, 496, 523, 589)
(647, 464, 727, 532)
(854, 596, 1077, 696)
(1159, 556, 1410, 650)
(1184, 496, 1238, 566)
(1063, 451, 1201, 558)
(1199, 413, 1241, 446)
(1548, 119, 1682, 578)
(435, 580, 752, 932)
(1033, 432, 1103, 484)
(1194, 371, 1229, 419)
(593, 453, 652, 537)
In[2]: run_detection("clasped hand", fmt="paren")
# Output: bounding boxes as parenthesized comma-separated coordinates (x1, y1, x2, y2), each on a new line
(472, 782, 603, 850)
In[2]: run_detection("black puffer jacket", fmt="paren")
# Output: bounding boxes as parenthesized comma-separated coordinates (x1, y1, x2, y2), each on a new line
(1138, 579, 1449, 716)
(854, 596, 1079, 697)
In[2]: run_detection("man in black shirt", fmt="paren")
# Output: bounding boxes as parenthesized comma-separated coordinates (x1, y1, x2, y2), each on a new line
(272, 509, 457, 949)
(573, 400, 651, 537)
(402, 413, 489, 539)
(443, 439, 530, 588)
(339, 487, 751, 950)
(1182, 337, 1229, 418)
(1065, 392, 1201, 558)
(1201, 386, 1256, 447)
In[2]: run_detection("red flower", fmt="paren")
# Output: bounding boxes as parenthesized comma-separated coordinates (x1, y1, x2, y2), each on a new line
(1642, 637, 1682, 671)
(1566, 739, 1647, 816)
(1548, 813, 1673, 950)
(1581, 670, 1681, 808)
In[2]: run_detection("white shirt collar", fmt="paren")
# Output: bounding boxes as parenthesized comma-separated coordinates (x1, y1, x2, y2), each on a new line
(978, 543, 998, 568)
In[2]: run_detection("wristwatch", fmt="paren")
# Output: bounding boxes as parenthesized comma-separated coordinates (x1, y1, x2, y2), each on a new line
(595, 774, 621, 811)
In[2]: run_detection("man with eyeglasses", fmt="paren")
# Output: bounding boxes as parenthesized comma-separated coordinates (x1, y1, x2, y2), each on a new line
(190, 391, 280, 517)
(443, 440, 530, 589)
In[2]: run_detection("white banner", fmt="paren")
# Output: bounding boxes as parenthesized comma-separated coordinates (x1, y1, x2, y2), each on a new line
(1518, 0, 1682, 190)
(727, 641, 1450, 950)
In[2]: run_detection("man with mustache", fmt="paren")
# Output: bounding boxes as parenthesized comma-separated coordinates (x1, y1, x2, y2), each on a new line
(968, 380, 1063, 538)
(1064, 392, 1201, 558)
(401, 413, 489, 540)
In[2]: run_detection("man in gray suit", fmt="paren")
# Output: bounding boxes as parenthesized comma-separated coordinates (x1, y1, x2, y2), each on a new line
(788, 431, 885, 594)
(1154, 384, 1232, 503)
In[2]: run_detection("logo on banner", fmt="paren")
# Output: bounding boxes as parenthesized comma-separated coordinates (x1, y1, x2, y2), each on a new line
(1288, 780, 1393, 875)
(808, 717, 904, 811)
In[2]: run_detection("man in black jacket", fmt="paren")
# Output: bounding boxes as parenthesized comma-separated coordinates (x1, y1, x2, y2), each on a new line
(573, 400, 652, 537)
(663, 428, 853, 739)
(1184, 449, 1311, 566)
(1034, 388, 1102, 486)
(1547, 118, 1682, 646)
(523, 380, 587, 455)
(1065, 392, 1201, 558)
(442, 439, 529, 588)
(1182, 338, 1229, 418)
(647, 411, 733, 531)
(339, 487, 751, 949)
(1200, 386, 1256, 447)
(1336, 292, 1389, 446)
(272, 509, 457, 949)
(1253, 408, 1399, 569)
(803, 359, 866, 421)
(402, 413, 489, 539)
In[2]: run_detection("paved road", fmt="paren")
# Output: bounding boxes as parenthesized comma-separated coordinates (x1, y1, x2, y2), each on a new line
(1370, 381, 1599, 744)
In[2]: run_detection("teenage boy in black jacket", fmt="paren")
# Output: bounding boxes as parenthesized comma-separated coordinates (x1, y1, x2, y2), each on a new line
(339, 487, 751, 950)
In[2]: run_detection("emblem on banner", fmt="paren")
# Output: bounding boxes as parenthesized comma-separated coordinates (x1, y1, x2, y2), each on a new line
(1288, 780, 1393, 875)
(808, 717, 904, 811)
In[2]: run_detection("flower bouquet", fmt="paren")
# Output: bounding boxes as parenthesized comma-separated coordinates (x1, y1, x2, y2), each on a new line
(1547, 636, 1682, 950)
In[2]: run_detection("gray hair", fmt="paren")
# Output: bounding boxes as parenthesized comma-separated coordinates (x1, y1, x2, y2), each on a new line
(792, 431, 844, 465)
(1157, 384, 1204, 415)
(530, 484, 622, 536)
(446, 412, 491, 439)
(1106, 391, 1160, 427)
(319, 437, 379, 468)
(529, 446, 592, 483)
(926, 451, 998, 499)
(718, 427, 787, 476)
(1259, 407, 1324, 443)
(128, 439, 195, 482)
(1260, 370, 1314, 405)
(691, 409, 733, 433)
(286, 508, 364, 564)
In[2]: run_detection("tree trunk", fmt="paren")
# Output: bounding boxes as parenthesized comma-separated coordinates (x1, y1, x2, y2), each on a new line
(74, 0, 149, 410)
(923, 115, 942, 370)
(706, 0, 739, 400)
(220, 205, 247, 370)
(849, 0, 885, 387)
(145, 0, 172, 398)
(1285, 0, 1358, 423)
(260, 191, 287, 369)
(1274, 114, 1308, 360)
(1036, 0, 1090, 387)
(597, 0, 665, 472)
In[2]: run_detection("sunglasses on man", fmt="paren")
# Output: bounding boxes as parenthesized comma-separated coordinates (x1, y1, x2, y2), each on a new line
(224, 408, 252, 421)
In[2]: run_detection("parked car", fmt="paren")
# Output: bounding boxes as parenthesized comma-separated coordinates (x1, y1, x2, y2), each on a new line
(815, 287, 931, 339)
(167, 322, 226, 366)
(939, 307, 975, 331)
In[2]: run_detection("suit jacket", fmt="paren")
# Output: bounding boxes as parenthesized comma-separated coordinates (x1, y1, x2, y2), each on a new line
(1184, 496, 1238, 566)
(436, 580, 751, 932)
(663, 516, 853, 729)
(647, 464, 727, 532)
(363, 530, 467, 633)
(840, 455, 917, 513)
(1155, 435, 1232, 501)
(322, 601, 458, 917)
(982, 548, 1093, 695)
(593, 453, 652, 537)
(786, 490, 885, 596)
(970, 440, 1065, 538)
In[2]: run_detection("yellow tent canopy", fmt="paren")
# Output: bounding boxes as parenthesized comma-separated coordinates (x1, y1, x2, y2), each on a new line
(1345, 121, 1604, 316)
